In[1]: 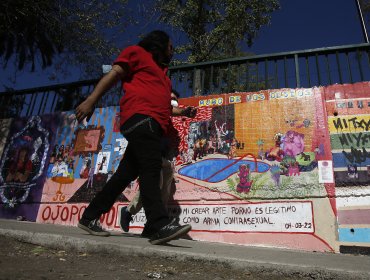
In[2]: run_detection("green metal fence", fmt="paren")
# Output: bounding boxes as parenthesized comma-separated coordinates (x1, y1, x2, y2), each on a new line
(0, 43, 370, 119)
(170, 43, 370, 96)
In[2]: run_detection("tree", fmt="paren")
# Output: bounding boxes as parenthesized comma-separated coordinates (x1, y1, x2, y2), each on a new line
(0, 0, 130, 76)
(148, 0, 279, 95)
(153, 0, 280, 63)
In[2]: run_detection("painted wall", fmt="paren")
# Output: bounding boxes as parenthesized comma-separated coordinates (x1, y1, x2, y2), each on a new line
(324, 83, 370, 253)
(0, 115, 59, 220)
(0, 82, 369, 253)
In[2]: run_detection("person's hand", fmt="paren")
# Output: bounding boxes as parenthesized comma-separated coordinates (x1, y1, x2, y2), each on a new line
(182, 106, 197, 118)
(75, 98, 95, 123)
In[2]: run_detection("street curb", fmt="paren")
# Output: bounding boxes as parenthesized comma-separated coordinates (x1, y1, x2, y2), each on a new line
(0, 228, 369, 280)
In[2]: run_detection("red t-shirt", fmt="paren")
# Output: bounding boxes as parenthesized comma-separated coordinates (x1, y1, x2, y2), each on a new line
(114, 45, 172, 133)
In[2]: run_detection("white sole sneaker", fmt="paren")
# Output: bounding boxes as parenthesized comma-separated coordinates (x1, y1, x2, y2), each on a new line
(77, 222, 110, 237)
(150, 224, 191, 245)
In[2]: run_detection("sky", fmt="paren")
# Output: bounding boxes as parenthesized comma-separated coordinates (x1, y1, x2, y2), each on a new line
(0, 0, 367, 92)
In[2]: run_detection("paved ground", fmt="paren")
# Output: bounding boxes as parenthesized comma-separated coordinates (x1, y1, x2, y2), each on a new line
(0, 219, 369, 279)
(0, 235, 312, 280)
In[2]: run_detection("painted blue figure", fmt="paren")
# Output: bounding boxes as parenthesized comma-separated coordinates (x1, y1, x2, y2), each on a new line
(87, 167, 95, 188)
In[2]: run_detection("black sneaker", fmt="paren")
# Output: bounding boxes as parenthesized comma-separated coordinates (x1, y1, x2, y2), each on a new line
(149, 219, 191, 245)
(118, 206, 133, 232)
(141, 224, 156, 238)
(78, 218, 110, 237)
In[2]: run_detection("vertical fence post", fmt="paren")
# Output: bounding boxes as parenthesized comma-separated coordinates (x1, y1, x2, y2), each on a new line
(265, 59, 269, 89)
(294, 54, 300, 88)
(336, 51, 343, 84)
(357, 49, 365, 81)
(284, 56, 288, 87)
(315, 54, 322, 86)
(305, 56, 311, 87)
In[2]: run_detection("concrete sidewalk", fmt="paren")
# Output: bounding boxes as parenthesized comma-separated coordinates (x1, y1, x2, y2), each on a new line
(0, 219, 369, 279)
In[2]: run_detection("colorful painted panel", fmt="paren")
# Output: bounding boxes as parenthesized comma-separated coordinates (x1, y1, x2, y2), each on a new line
(324, 82, 370, 252)
(117, 87, 336, 252)
(173, 88, 331, 200)
(0, 115, 59, 221)
(37, 108, 128, 226)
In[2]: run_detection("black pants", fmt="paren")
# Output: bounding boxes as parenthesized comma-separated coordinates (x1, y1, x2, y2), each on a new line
(82, 114, 170, 231)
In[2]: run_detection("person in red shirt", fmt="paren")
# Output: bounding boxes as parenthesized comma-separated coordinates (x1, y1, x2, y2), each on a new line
(119, 90, 196, 236)
(75, 30, 192, 245)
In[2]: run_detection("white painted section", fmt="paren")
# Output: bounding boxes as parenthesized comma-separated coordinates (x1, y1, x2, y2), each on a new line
(126, 202, 314, 233)
(336, 188, 370, 208)
(318, 161, 334, 183)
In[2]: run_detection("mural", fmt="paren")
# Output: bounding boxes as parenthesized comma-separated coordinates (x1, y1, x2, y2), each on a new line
(121, 87, 337, 252)
(172, 89, 327, 201)
(0, 115, 59, 221)
(324, 83, 370, 253)
(0, 82, 369, 254)
(37, 109, 128, 226)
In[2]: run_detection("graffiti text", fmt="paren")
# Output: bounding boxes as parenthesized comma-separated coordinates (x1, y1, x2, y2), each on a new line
(343, 147, 370, 164)
(333, 117, 370, 132)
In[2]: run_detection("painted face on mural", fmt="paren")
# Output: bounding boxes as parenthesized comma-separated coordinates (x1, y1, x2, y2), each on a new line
(83, 130, 100, 151)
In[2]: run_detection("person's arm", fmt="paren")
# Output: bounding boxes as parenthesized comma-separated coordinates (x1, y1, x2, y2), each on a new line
(75, 64, 128, 123)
